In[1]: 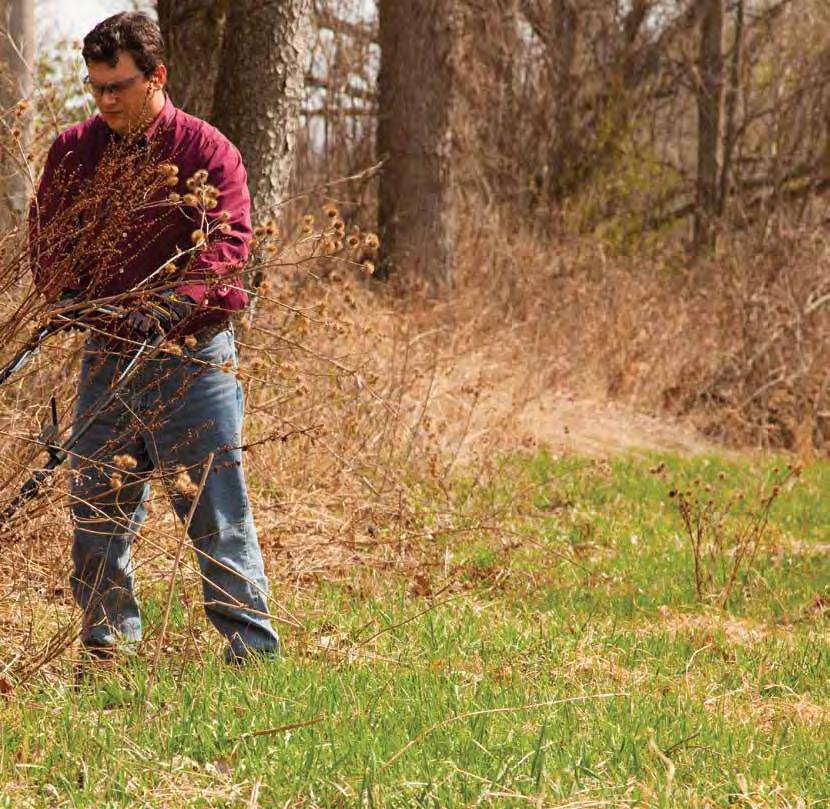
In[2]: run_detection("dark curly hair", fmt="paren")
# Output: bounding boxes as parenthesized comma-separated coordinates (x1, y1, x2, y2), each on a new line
(82, 12, 165, 75)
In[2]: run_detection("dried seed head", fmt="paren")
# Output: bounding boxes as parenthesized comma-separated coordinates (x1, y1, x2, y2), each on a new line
(183, 193, 199, 207)
(191, 229, 206, 246)
(347, 235, 360, 248)
(158, 162, 178, 177)
(171, 467, 199, 499)
(365, 233, 380, 250)
(362, 261, 376, 277)
(109, 472, 123, 491)
(193, 168, 209, 184)
(168, 192, 181, 204)
(219, 210, 231, 223)
(163, 341, 183, 356)
(112, 453, 138, 471)
(303, 214, 315, 227)
(200, 188, 219, 208)
(184, 334, 197, 348)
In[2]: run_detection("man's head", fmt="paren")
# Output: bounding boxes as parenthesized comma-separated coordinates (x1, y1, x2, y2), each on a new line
(82, 12, 167, 137)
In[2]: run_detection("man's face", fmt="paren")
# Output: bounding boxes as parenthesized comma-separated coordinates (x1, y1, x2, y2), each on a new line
(85, 52, 165, 136)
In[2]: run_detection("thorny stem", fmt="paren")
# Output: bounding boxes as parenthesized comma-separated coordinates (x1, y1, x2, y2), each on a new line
(674, 468, 798, 607)
(145, 451, 214, 709)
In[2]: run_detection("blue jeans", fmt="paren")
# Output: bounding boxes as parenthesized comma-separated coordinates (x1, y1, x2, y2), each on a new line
(69, 328, 280, 660)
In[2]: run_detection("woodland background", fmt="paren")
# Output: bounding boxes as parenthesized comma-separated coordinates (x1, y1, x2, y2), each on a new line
(1, 4, 830, 805)
(1, 0, 829, 454)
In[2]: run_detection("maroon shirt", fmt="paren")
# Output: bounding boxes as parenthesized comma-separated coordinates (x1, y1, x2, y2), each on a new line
(29, 96, 252, 335)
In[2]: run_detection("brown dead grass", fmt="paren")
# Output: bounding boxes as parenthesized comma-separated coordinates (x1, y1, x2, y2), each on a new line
(1, 214, 826, 675)
(434, 219, 830, 458)
(648, 605, 776, 646)
(704, 692, 830, 731)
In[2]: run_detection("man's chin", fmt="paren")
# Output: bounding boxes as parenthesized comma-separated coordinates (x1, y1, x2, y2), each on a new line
(102, 113, 128, 134)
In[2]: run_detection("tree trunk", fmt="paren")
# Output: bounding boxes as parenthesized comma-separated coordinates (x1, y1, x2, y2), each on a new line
(157, 0, 228, 120)
(545, 0, 579, 204)
(212, 0, 312, 222)
(377, 0, 458, 287)
(718, 0, 743, 216)
(694, 0, 724, 255)
(456, 0, 518, 206)
(0, 0, 34, 223)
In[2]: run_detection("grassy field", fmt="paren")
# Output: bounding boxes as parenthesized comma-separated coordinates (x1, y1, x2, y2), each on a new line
(1, 450, 829, 807)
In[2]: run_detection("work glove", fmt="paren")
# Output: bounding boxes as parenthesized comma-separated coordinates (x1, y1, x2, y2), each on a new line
(46, 289, 87, 332)
(124, 292, 195, 339)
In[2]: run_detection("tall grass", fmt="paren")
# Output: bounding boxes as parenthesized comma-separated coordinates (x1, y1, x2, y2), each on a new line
(2, 452, 830, 806)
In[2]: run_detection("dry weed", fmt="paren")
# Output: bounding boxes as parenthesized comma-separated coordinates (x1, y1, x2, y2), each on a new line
(442, 217, 830, 457)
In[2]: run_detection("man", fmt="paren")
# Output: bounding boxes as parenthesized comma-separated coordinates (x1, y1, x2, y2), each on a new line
(29, 12, 280, 664)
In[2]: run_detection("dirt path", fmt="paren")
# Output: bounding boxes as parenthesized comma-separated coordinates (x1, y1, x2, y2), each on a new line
(424, 349, 716, 460)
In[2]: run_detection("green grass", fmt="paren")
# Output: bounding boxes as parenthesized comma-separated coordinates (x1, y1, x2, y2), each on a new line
(2, 451, 830, 807)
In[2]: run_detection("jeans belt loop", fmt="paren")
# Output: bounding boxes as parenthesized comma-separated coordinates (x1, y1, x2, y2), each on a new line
(192, 319, 230, 345)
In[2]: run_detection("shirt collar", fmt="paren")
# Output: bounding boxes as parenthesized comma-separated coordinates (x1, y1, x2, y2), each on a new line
(144, 94, 176, 140)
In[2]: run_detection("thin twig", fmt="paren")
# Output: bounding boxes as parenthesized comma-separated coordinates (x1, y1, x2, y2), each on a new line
(354, 592, 468, 648)
(239, 715, 325, 741)
(145, 451, 214, 707)
(377, 693, 627, 773)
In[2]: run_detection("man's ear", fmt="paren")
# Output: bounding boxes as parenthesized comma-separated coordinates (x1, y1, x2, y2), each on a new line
(149, 64, 167, 91)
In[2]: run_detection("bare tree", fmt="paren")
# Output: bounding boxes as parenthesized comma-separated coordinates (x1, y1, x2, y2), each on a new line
(0, 0, 34, 223)
(377, 0, 459, 286)
(456, 0, 519, 205)
(515, 0, 703, 213)
(694, 0, 724, 254)
(718, 0, 743, 216)
(544, 0, 580, 203)
(157, 0, 228, 120)
(212, 0, 312, 221)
